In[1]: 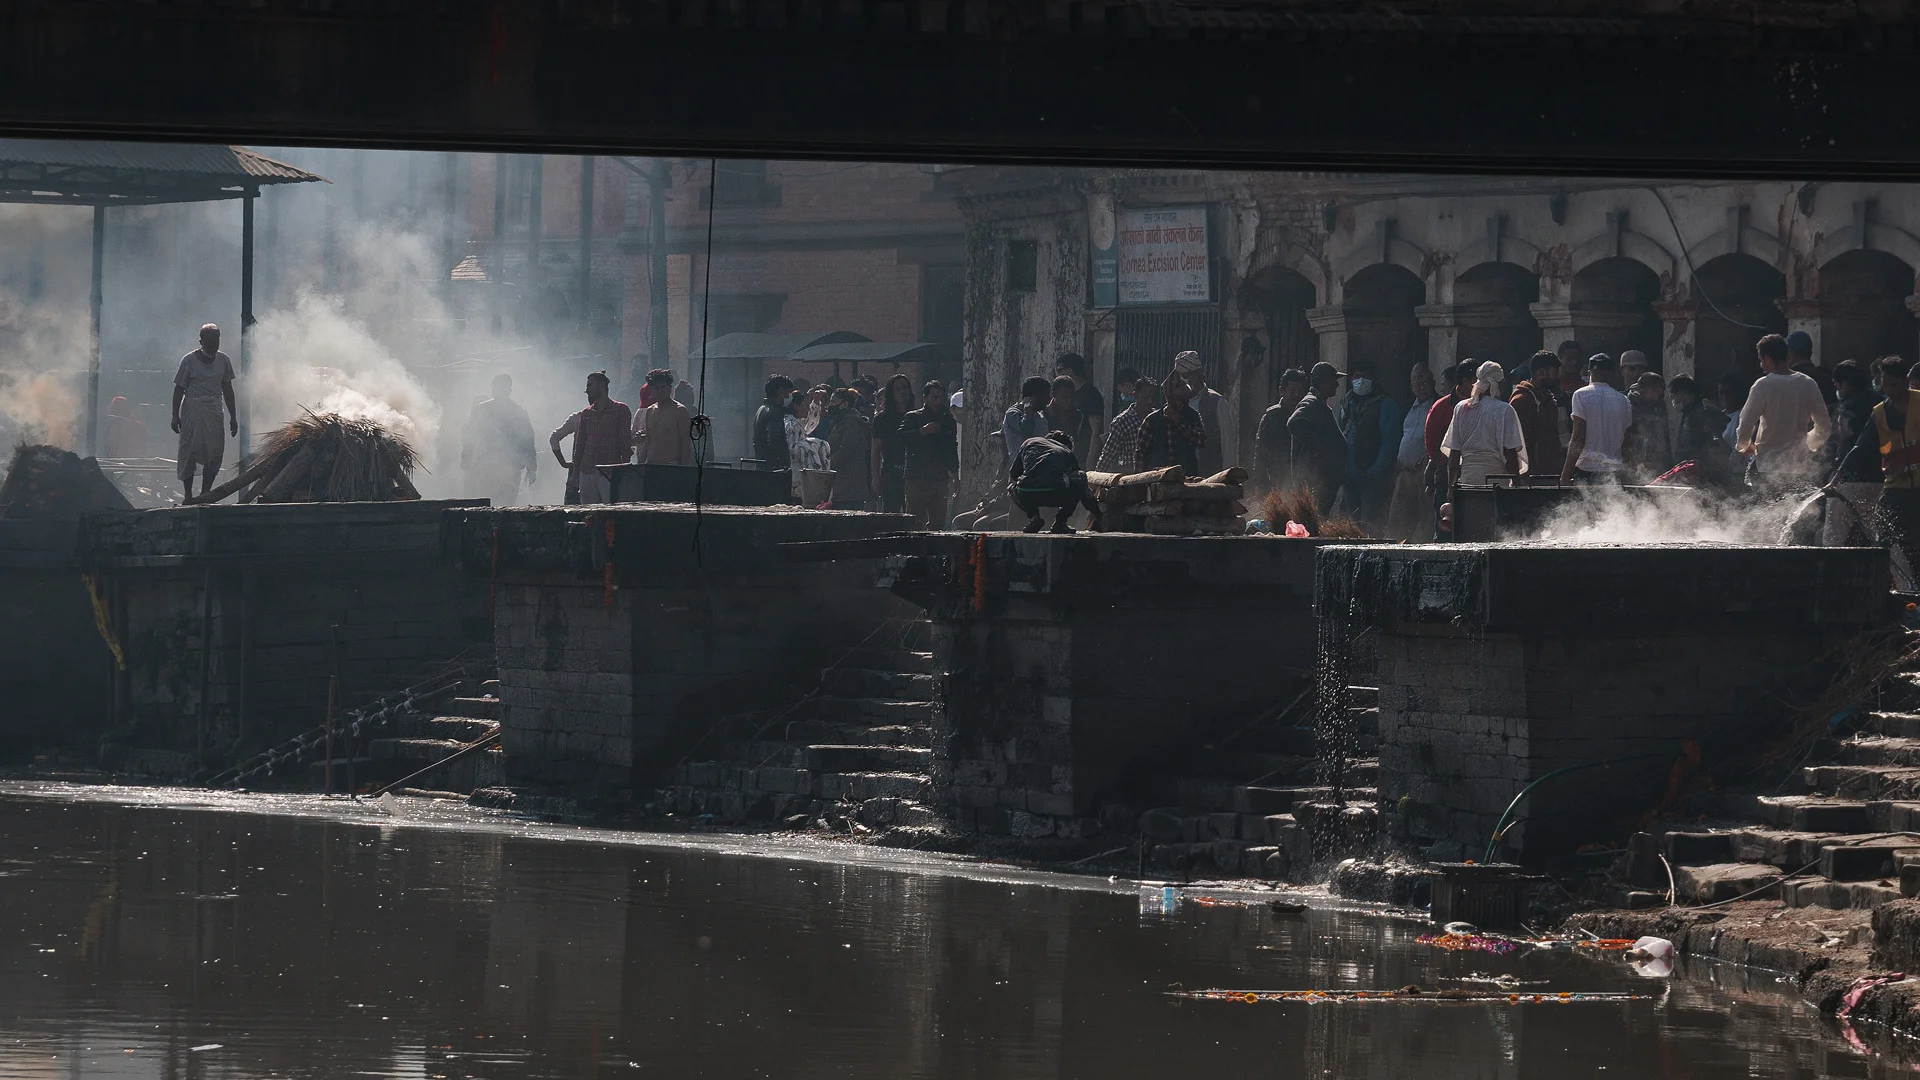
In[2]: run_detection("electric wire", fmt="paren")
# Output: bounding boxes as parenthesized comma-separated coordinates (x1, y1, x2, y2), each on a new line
(690, 159, 718, 556)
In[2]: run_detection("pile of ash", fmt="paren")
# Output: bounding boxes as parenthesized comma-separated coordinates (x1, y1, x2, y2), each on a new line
(0, 444, 134, 518)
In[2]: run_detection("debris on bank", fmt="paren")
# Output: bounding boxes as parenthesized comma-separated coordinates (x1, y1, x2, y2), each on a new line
(0, 444, 132, 517)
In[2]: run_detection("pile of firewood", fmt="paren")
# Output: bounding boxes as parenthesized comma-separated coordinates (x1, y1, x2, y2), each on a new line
(188, 411, 421, 505)
(1087, 464, 1247, 535)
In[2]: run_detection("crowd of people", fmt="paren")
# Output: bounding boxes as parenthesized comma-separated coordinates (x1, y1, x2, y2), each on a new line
(517, 325, 1920, 555)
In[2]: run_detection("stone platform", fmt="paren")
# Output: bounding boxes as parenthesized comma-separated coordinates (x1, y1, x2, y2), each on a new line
(796, 533, 1359, 839)
(1316, 543, 1892, 860)
(445, 504, 915, 796)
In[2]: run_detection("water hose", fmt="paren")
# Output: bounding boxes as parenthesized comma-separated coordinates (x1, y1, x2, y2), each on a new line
(1482, 752, 1671, 864)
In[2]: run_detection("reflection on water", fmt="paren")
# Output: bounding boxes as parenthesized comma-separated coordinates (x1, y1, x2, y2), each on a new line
(0, 791, 1896, 1079)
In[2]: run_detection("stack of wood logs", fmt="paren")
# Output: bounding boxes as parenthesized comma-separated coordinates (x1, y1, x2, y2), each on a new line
(187, 411, 421, 505)
(1086, 465, 1248, 535)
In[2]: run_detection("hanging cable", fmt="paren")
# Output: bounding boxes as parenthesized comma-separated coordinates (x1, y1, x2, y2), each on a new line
(690, 159, 718, 556)
(1647, 185, 1778, 332)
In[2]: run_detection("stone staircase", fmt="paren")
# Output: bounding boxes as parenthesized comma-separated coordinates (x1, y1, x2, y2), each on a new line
(1135, 685, 1383, 882)
(657, 620, 953, 845)
(1621, 672, 1920, 912)
(307, 677, 505, 795)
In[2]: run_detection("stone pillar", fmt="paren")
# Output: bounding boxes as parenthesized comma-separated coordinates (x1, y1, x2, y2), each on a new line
(1529, 299, 1577, 353)
(1778, 297, 1823, 361)
(1306, 306, 1348, 372)
(1414, 304, 1460, 378)
(1905, 296, 1920, 361)
(1652, 301, 1698, 379)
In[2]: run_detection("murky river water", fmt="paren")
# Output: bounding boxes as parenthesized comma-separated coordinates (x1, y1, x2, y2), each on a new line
(0, 783, 1898, 1078)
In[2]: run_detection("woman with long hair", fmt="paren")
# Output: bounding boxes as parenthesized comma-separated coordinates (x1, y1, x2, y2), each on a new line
(1440, 359, 1526, 490)
(870, 373, 916, 513)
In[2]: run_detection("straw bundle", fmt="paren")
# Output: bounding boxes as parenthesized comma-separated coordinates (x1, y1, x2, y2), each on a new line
(188, 411, 421, 505)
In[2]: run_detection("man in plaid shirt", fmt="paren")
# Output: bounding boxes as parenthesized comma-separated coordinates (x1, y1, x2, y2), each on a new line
(1135, 360, 1206, 474)
(1094, 380, 1158, 475)
(549, 370, 634, 504)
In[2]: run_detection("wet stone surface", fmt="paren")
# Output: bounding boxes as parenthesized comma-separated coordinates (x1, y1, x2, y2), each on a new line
(0, 785, 1902, 1078)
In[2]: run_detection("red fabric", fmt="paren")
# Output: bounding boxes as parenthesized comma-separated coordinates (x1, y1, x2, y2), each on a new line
(1424, 393, 1459, 462)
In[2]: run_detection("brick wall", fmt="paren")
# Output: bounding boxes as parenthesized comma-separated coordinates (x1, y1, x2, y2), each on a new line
(495, 580, 635, 790)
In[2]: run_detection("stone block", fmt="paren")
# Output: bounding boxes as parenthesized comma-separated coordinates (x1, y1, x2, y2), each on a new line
(1207, 812, 1241, 841)
(1139, 808, 1186, 840)
(1026, 792, 1075, 817)
(1242, 845, 1279, 879)
(1009, 811, 1056, 838)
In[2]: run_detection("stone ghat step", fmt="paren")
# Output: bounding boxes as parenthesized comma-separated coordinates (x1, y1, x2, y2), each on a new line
(669, 760, 932, 804)
(447, 695, 500, 721)
(1866, 711, 1920, 739)
(1176, 770, 1378, 814)
(1783, 878, 1905, 910)
(816, 668, 937, 702)
(1802, 765, 1920, 800)
(1842, 735, 1920, 768)
(780, 720, 930, 748)
(1742, 794, 1875, 833)
(427, 716, 497, 742)
(804, 744, 934, 774)
(836, 648, 936, 675)
(787, 697, 937, 724)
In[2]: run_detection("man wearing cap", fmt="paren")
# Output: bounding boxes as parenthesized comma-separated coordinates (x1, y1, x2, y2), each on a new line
(1619, 350, 1651, 392)
(1135, 364, 1206, 474)
(1177, 351, 1237, 474)
(635, 368, 694, 465)
(1787, 329, 1836, 408)
(1287, 361, 1347, 513)
(1336, 357, 1403, 530)
(1558, 354, 1634, 485)
(549, 370, 634, 503)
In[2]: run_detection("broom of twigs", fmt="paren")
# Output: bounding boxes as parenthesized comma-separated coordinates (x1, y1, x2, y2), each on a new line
(1258, 485, 1368, 538)
(187, 410, 421, 505)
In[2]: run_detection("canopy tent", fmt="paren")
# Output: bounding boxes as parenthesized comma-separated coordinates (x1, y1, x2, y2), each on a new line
(0, 140, 328, 456)
(698, 330, 870, 360)
(786, 341, 958, 365)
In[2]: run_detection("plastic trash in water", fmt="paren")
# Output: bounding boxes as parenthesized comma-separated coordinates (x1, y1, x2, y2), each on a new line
(1139, 885, 1183, 916)
(190, 1044, 222, 1052)
(1245, 518, 1272, 534)
(1626, 936, 1675, 978)
(1284, 520, 1310, 538)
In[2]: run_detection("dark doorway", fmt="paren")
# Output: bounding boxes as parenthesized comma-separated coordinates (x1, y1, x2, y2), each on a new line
(1571, 256, 1663, 366)
(1820, 249, 1917, 368)
(1241, 266, 1317, 407)
(1692, 253, 1786, 392)
(1342, 263, 1425, 406)
(1455, 262, 1542, 377)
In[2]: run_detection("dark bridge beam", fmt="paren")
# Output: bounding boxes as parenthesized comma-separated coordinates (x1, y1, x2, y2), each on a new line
(3, 1, 1918, 179)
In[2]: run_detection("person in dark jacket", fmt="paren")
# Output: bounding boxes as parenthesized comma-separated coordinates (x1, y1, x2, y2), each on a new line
(1337, 358, 1404, 529)
(1002, 376, 1051, 460)
(900, 380, 958, 529)
(1830, 360, 1880, 471)
(870, 373, 916, 513)
(1009, 430, 1102, 533)
(753, 375, 795, 473)
(1668, 375, 1732, 489)
(1288, 362, 1347, 513)
(1252, 368, 1308, 494)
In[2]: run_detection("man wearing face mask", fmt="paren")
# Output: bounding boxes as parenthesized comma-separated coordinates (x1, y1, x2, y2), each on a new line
(1337, 359, 1404, 531)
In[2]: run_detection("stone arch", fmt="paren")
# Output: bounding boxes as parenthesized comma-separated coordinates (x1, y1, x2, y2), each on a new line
(1812, 223, 1920, 282)
(1570, 256, 1663, 367)
(1342, 263, 1426, 405)
(1568, 235, 1678, 284)
(1239, 264, 1318, 407)
(1454, 261, 1541, 374)
(1692, 253, 1786, 391)
(1820, 248, 1918, 367)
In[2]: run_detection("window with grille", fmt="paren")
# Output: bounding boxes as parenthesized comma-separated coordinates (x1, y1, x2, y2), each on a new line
(1113, 307, 1224, 386)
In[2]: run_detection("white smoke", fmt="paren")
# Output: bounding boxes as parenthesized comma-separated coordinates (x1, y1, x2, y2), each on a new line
(0, 287, 83, 449)
(1515, 484, 1803, 545)
(248, 290, 442, 447)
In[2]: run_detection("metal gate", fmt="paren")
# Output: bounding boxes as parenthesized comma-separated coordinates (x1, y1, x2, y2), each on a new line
(1113, 307, 1224, 387)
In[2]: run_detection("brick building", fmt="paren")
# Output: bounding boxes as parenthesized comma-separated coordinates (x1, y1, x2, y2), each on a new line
(458, 156, 965, 458)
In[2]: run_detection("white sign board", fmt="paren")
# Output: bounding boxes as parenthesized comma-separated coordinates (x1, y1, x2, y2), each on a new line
(1117, 205, 1210, 305)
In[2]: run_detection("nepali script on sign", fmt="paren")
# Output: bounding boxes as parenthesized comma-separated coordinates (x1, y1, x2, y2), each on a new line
(1117, 205, 1210, 305)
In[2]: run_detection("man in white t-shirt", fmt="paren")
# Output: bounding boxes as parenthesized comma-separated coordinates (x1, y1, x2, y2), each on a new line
(1558, 353, 1634, 484)
(1736, 332, 1831, 489)
(171, 322, 238, 499)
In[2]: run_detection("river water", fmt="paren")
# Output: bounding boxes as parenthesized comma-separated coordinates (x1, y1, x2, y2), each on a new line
(0, 783, 1897, 1079)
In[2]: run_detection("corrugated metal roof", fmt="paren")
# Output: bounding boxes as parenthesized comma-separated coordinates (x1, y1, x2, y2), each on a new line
(0, 140, 324, 183)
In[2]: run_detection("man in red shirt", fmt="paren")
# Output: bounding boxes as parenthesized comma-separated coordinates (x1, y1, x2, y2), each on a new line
(1423, 362, 1474, 540)
(549, 371, 634, 504)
